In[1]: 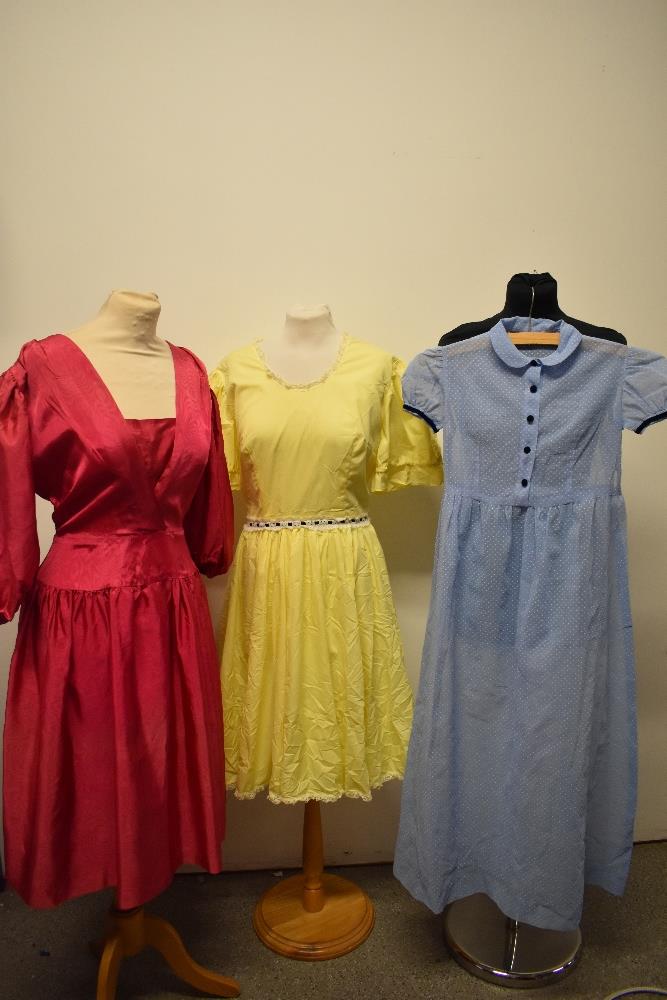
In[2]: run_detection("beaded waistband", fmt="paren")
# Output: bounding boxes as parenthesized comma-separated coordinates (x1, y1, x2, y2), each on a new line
(244, 515, 370, 532)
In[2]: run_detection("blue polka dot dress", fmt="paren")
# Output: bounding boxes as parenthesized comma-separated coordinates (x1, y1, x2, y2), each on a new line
(394, 317, 667, 931)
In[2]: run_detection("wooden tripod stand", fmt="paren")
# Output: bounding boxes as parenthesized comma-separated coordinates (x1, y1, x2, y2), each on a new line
(253, 801, 375, 960)
(95, 901, 240, 999)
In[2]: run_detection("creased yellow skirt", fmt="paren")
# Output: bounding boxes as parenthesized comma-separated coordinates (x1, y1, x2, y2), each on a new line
(220, 523, 414, 803)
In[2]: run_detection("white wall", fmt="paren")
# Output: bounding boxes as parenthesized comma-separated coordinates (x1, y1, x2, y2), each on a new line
(1, 0, 665, 871)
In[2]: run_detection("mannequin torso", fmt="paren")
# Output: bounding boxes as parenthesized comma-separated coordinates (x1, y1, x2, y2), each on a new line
(258, 304, 343, 386)
(65, 290, 176, 418)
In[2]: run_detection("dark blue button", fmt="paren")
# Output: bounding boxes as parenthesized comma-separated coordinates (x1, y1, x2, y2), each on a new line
(530, 385, 537, 393)
(521, 479, 528, 487)
(524, 446, 531, 454)
(527, 415, 534, 424)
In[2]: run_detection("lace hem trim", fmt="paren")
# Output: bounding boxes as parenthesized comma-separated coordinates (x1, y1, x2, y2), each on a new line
(227, 771, 404, 804)
(244, 515, 370, 532)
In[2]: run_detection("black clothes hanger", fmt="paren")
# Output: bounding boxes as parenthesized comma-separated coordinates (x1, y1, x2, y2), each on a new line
(438, 272, 627, 346)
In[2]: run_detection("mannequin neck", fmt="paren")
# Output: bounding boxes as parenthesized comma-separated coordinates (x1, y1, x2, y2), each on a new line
(282, 304, 338, 347)
(504, 273, 562, 321)
(64, 289, 174, 417)
(95, 290, 162, 345)
(259, 304, 342, 386)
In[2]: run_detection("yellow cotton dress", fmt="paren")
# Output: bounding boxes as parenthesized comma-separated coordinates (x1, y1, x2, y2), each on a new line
(210, 335, 442, 803)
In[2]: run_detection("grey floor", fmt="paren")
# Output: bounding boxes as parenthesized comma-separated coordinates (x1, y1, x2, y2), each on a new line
(1, 843, 665, 1000)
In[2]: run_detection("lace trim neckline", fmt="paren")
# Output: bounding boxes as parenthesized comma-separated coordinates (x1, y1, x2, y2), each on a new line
(254, 333, 350, 389)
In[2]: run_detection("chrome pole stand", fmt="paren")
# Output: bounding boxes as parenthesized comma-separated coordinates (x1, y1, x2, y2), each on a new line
(444, 894, 582, 989)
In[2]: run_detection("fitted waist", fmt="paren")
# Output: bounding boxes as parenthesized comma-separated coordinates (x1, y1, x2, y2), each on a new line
(38, 530, 196, 591)
(244, 515, 370, 532)
(244, 503, 368, 521)
(445, 485, 622, 508)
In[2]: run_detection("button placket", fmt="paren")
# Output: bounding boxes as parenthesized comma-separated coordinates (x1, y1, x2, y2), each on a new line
(517, 362, 541, 501)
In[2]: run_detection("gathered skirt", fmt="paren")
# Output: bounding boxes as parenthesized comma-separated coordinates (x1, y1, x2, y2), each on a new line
(4, 547, 226, 909)
(394, 492, 637, 931)
(221, 522, 414, 803)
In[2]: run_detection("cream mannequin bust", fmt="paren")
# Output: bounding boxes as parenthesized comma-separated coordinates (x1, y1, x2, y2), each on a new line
(259, 303, 343, 386)
(65, 290, 176, 418)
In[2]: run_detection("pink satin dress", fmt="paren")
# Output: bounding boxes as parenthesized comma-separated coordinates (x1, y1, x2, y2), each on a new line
(0, 334, 234, 908)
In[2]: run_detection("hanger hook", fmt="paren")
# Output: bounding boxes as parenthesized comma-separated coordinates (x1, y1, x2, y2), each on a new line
(529, 285, 535, 334)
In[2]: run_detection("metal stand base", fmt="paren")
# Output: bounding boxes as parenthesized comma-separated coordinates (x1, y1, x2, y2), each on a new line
(444, 894, 582, 989)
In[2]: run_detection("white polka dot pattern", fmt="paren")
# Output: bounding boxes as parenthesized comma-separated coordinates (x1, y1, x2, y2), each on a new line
(393, 318, 667, 932)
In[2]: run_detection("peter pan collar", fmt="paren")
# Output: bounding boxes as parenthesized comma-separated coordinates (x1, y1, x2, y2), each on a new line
(489, 317, 583, 369)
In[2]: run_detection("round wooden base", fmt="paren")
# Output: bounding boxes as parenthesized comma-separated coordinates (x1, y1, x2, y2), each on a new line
(253, 872, 375, 961)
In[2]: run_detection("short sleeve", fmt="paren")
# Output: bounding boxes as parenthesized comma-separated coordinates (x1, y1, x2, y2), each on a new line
(622, 347, 667, 433)
(370, 356, 443, 493)
(402, 348, 445, 432)
(183, 389, 235, 577)
(0, 360, 39, 623)
(209, 359, 241, 490)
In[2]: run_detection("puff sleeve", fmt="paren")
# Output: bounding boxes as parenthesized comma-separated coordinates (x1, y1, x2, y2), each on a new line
(209, 359, 241, 490)
(0, 360, 39, 623)
(183, 389, 235, 576)
(622, 347, 667, 434)
(369, 356, 443, 493)
(402, 347, 446, 433)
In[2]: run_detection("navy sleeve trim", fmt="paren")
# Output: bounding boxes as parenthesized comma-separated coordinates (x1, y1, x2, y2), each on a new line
(635, 410, 667, 434)
(403, 402, 439, 433)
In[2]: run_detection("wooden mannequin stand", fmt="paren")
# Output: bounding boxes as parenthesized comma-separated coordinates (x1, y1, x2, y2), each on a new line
(95, 901, 240, 999)
(253, 801, 375, 960)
